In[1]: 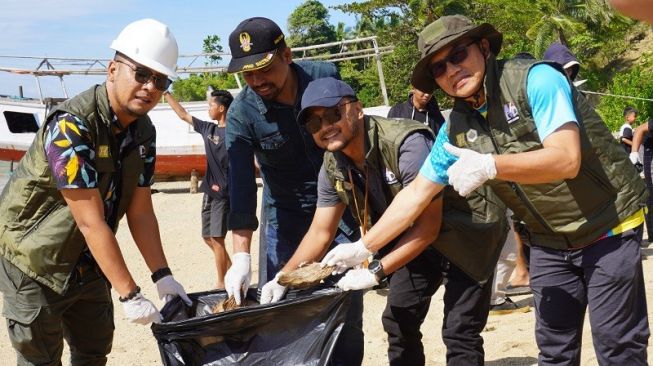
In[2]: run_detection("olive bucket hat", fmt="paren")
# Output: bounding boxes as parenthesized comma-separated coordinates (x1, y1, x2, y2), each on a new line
(411, 15, 502, 93)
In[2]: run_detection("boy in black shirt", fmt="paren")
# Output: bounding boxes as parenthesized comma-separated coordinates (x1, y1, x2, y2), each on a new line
(165, 90, 233, 288)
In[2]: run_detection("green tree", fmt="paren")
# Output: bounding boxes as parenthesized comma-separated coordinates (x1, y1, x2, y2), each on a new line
(595, 65, 653, 131)
(203, 35, 223, 66)
(287, 0, 337, 47)
(170, 73, 238, 101)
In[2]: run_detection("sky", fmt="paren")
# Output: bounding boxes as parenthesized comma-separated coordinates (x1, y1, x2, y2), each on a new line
(0, 0, 357, 99)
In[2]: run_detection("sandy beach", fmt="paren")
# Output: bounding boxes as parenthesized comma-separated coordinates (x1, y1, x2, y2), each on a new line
(1, 180, 652, 365)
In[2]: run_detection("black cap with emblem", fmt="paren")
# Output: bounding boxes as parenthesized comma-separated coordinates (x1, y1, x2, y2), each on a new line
(227, 17, 286, 74)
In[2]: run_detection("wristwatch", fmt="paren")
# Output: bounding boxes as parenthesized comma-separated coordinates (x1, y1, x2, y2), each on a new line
(368, 259, 386, 282)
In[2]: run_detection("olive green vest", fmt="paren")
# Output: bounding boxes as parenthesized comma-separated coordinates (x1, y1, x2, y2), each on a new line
(324, 116, 508, 283)
(448, 56, 647, 250)
(0, 83, 156, 294)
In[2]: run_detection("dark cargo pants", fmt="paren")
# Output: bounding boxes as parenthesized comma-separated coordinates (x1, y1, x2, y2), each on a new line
(0, 257, 114, 366)
(530, 225, 649, 365)
(382, 247, 492, 366)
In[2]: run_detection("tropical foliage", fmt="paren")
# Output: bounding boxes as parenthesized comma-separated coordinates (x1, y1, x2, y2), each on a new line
(172, 0, 653, 131)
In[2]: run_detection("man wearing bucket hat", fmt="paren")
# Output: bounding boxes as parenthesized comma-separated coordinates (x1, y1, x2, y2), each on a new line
(326, 15, 649, 365)
(223, 17, 363, 365)
(260, 76, 510, 365)
(0, 19, 191, 365)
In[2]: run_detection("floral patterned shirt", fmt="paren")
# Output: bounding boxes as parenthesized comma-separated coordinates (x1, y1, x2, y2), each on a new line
(44, 112, 156, 226)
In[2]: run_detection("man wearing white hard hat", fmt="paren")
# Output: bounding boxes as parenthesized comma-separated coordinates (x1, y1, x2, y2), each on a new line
(0, 18, 190, 365)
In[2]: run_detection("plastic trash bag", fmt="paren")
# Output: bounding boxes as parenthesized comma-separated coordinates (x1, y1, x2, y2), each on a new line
(151, 285, 352, 365)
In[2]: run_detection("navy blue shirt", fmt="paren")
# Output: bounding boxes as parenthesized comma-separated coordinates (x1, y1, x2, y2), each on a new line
(193, 117, 228, 200)
(226, 61, 349, 230)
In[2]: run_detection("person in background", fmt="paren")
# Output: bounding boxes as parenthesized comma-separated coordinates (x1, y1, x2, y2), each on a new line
(387, 85, 445, 133)
(621, 106, 639, 154)
(543, 42, 580, 82)
(262, 77, 509, 365)
(327, 15, 649, 365)
(223, 17, 363, 365)
(489, 213, 531, 315)
(631, 118, 653, 244)
(0, 18, 191, 365)
(165, 90, 234, 289)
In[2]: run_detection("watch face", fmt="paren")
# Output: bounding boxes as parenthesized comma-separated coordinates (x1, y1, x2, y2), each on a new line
(369, 260, 381, 273)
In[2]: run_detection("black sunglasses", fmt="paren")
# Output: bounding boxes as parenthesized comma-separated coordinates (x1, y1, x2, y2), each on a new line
(305, 99, 358, 134)
(428, 41, 477, 79)
(114, 59, 172, 91)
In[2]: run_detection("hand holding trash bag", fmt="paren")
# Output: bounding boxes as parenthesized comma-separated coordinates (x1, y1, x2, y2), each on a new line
(156, 275, 192, 305)
(320, 239, 372, 274)
(260, 272, 288, 304)
(122, 292, 162, 325)
(225, 252, 251, 305)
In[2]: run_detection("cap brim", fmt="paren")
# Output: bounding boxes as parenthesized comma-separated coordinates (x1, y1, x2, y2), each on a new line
(227, 49, 277, 73)
(297, 96, 345, 125)
(411, 24, 502, 93)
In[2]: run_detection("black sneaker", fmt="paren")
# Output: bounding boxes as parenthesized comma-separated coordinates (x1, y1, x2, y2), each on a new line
(489, 297, 530, 315)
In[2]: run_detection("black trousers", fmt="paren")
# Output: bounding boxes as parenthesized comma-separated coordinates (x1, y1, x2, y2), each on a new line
(382, 248, 492, 366)
(644, 148, 653, 238)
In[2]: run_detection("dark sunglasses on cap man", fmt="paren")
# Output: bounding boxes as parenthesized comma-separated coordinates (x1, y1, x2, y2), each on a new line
(304, 99, 358, 134)
(114, 59, 173, 91)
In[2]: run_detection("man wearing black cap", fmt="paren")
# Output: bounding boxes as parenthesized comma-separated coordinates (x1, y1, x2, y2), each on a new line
(325, 15, 649, 365)
(223, 17, 363, 365)
(261, 77, 509, 365)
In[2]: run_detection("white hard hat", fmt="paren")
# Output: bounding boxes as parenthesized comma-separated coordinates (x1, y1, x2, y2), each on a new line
(110, 18, 179, 79)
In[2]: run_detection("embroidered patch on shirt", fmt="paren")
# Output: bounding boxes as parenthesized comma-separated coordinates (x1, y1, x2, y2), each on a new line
(466, 129, 478, 143)
(98, 145, 109, 158)
(456, 133, 466, 147)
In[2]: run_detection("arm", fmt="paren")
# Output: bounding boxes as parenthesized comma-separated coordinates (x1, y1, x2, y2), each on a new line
(379, 195, 443, 275)
(363, 174, 443, 252)
(281, 203, 347, 272)
(632, 123, 650, 153)
(610, 0, 653, 23)
(164, 92, 194, 125)
(62, 189, 136, 297)
(493, 122, 581, 183)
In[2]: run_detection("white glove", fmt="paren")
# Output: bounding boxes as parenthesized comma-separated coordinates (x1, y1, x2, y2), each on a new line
(336, 268, 379, 291)
(444, 143, 497, 196)
(224, 252, 251, 305)
(155, 275, 192, 305)
(260, 272, 288, 304)
(320, 239, 372, 274)
(122, 292, 162, 325)
(630, 152, 640, 164)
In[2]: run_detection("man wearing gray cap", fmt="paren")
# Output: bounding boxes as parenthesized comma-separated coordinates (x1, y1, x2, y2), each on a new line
(262, 77, 509, 365)
(0, 19, 190, 365)
(224, 17, 363, 365)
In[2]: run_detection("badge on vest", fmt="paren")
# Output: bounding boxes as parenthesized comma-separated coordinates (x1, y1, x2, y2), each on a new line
(456, 133, 467, 147)
(384, 168, 399, 185)
(466, 129, 478, 143)
(335, 180, 353, 193)
(98, 145, 110, 158)
(139, 145, 146, 158)
(503, 102, 520, 123)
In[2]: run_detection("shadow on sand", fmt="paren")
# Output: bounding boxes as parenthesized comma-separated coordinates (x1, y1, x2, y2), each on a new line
(485, 356, 538, 365)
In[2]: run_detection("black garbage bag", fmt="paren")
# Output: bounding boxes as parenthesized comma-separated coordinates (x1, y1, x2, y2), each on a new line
(151, 285, 352, 366)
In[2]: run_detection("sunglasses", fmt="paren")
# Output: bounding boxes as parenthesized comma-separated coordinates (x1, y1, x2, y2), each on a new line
(428, 41, 477, 79)
(305, 99, 358, 134)
(114, 59, 172, 91)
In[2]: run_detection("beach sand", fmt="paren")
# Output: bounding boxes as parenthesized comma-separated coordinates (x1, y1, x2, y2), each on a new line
(1, 180, 653, 365)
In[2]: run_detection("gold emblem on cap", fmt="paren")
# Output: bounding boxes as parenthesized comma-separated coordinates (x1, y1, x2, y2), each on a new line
(239, 32, 253, 52)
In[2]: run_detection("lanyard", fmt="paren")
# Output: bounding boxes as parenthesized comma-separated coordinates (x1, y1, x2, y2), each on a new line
(347, 167, 369, 234)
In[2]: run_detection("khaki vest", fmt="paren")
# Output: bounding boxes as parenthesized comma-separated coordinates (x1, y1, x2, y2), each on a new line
(324, 116, 507, 283)
(0, 83, 155, 294)
(448, 56, 647, 249)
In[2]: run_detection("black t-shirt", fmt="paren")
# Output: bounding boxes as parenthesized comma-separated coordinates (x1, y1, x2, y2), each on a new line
(193, 117, 229, 199)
